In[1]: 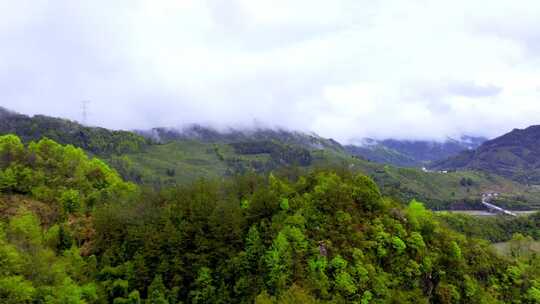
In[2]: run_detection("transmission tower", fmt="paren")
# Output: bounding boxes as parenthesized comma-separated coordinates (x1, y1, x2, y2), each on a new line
(82, 100, 90, 125)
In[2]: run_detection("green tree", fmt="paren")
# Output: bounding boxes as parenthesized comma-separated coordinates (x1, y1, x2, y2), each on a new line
(61, 189, 81, 214)
(189, 267, 216, 304)
(0, 276, 35, 304)
(0, 134, 24, 168)
(148, 275, 169, 304)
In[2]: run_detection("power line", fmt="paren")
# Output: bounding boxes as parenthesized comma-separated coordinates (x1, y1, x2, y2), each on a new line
(82, 100, 90, 125)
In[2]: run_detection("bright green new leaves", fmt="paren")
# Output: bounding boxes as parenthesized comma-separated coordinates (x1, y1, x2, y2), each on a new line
(351, 174, 384, 212)
(148, 275, 169, 304)
(0, 275, 35, 304)
(0, 139, 537, 304)
(265, 232, 292, 292)
(334, 271, 357, 295)
(0, 211, 93, 304)
(0, 134, 137, 215)
(60, 189, 81, 214)
(0, 167, 17, 192)
(407, 232, 426, 252)
(329, 255, 348, 271)
(189, 268, 216, 304)
(449, 241, 462, 260)
(0, 134, 24, 166)
(0, 135, 138, 304)
(527, 281, 540, 303)
(280, 198, 289, 211)
(391, 236, 407, 254)
(7, 209, 42, 251)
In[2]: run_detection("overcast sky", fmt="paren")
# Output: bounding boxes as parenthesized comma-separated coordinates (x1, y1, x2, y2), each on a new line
(1, 1, 540, 142)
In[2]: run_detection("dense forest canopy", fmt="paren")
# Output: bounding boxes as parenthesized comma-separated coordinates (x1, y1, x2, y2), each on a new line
(0, 134, 539, 303)
(0, 108, 150, 156)
(431, 125, 540, 184)
(3, 108, 540, 212)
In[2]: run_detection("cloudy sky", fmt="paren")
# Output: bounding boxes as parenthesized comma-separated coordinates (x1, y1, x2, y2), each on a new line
(1, 0, 540, 142)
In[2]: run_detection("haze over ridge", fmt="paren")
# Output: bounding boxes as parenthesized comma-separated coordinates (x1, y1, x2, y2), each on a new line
(2, 1, 540, 142)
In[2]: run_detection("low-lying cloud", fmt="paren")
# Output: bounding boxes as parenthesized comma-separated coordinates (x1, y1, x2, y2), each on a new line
(1, 0, 540, 143)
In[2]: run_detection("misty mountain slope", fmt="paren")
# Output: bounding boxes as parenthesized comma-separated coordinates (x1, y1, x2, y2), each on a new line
(345, 136, 486, 167)
(0, 107, 149, 155)
(432, 125, 540, 184)
(116, 139, 315, 184)
(1, 107, 539, 210)
(143, 126, 487, 168)
(137, 125, 344, 151)
(118, 136, 540, 210)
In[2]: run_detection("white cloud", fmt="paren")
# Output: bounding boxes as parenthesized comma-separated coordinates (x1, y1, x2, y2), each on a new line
(1, 0, 540, 143)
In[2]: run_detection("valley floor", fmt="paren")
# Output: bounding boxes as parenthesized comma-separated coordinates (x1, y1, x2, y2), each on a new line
(438, 210, 538, 216)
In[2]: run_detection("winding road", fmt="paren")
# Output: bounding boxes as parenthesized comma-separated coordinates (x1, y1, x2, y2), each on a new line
(481, 194, 517, 216)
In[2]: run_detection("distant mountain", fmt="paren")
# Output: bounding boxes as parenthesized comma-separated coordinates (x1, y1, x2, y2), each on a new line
(431, 125, 540, 184)
(0, 107, 149, 155)
(2, 107, 539, 209)
(345, 136, 486, 167)
(136, 125, 345, 151)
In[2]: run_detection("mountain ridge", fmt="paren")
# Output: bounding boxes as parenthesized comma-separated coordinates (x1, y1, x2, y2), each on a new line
(2, 107, 539, 210)
(136, 125, 345, 152)
(0, 106, 149, 156)
(345, 136, 486, 167)
(431, 125, 540, 184)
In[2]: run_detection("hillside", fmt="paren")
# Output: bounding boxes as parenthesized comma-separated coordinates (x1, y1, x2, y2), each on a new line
(432, 125, 540, 185)
(1, 109, 539, 210)
(0, 107, 149, 156)
(345, 136, 486, 167)
(117, 137, 540, 210)
(137, 125, 344, 151)
(1, 134, 539, 303)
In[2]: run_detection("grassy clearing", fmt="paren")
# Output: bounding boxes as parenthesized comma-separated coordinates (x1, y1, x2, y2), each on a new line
(492, 241, 540, 257)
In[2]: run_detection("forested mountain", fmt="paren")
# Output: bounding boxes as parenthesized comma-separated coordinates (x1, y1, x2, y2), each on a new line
(142, 127, 486, 168)
(1, 108, 539, 211)
(0, 107, 149, 156)
(114, 136, 540, 210)
(137, 125, 344, 151)
(345, 136, 486, 167)
(432, 125, 540, 184)
(1, 134, 539, 303)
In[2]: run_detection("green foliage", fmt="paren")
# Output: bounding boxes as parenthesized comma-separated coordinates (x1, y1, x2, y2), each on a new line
(280, 198, 290, 210)
(0, 135, 24, 167)
(0, 136, 538, 303)
(0, 211, 93, 304)
(0, 111, 149, 156)
(0, 134, 137, 216)
(60, 189, 81, 214)
(255, 285, 320, 304)
(334, 271, 356, 295)
(230, 141, 312, 167)
(435, 282, 461, 304)
(7, 209, 42, 251)
(437, 211, 540, 242)
(0, 167, 18, 192)
(240, 199, 250, 209)
(391, 236, 406, 254)
(432, 125, 540, 184)
(90, 125, 540, 211)
(449, 241, 462, 260)
(148, 275, 169, 304)
(0, 135, 139, 304)
(189, 268, 216, 304)
(87, 170, 540, 303)
(0, 275, 35, 304)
